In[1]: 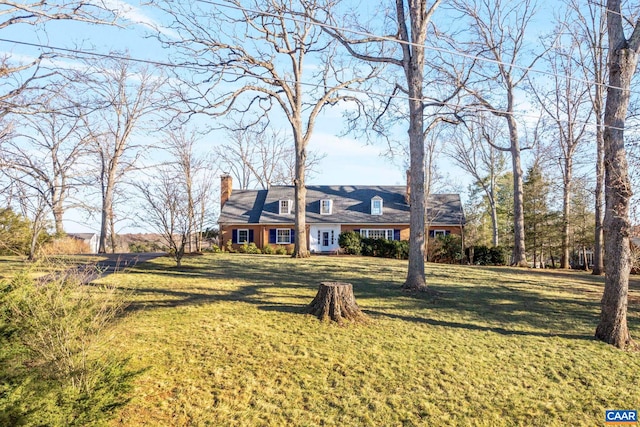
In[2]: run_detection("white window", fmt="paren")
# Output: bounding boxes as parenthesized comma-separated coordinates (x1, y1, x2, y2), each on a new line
(360, 229, 395, 240)
(277, 229, 291, 244)
(371, 196, 383, 215)
(238, 229, 249, 243)
(279, 199, 292, 214)
(433, 230, 447, 237)
(320, 199, 332, 215)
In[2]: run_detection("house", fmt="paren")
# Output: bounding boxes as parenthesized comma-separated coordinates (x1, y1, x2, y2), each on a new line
(218, 175, 465, 253)
(67, 232, 100, 254)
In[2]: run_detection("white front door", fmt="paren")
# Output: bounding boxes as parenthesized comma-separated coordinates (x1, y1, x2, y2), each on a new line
(310, 225, 341, 253)
(321, 231, 331, 250)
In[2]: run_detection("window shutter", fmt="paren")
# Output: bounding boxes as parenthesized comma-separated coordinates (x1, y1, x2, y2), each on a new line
(249, 229, 254, 243)
(290, 229, 296, 244)
(445, 230, 451, 236)
(232, 229, 238, 244)
(269, 229, 276, 244)
(429, 230, 434, 238)
(354, 229, 360, 234)
(394, 229, 400, 241)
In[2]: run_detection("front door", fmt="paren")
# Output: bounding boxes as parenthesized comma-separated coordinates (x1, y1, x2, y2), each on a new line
(310, 225, 340, 253)
(322, 231, 330, 249)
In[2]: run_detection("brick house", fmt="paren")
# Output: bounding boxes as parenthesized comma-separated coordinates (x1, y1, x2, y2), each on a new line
(218, 175, 465, 253)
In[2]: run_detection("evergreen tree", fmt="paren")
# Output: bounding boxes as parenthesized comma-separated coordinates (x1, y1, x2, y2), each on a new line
(523, 162, 551, 267)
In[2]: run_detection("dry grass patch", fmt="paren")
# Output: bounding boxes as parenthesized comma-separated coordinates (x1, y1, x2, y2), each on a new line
(93, 254, 640, 426)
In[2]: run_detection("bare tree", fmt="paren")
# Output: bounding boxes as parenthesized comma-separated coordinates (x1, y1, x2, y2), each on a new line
(594, 0, 640, 349)
(529, 28, 592, 269)
(161, 128, 217, 252)
(135, 168, 191, 267)
(0, 91, 92, 234)
(447, 114, 508, 247)
(319, 0, 450, 290)
(562, 0, 607, 275)
(215, 124, 325, 190)
(0, 1, 119, 117)
(155, 0, 370, 258)
(216, 126, 256, 191)
(0, 1, 119, 29)
(451, 0, 544, 267)
(73, 57, 165, 253)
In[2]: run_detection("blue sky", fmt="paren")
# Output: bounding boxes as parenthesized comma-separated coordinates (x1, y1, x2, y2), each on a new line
(1, 0, 558, 234)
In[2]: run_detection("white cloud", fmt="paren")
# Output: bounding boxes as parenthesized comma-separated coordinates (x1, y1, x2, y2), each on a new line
(95, 0, 179, 39)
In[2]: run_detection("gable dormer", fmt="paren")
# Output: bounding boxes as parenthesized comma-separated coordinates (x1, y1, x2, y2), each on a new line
(320, 199, 333, 215)
(371, 196, 383, 215)
(279, 199, 292, 215)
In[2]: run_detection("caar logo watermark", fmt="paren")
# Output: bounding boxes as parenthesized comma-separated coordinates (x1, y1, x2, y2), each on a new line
(605, 410, 637, 425)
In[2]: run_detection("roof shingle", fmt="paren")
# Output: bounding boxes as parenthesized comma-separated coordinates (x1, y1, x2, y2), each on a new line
(218, 185, 464, 225)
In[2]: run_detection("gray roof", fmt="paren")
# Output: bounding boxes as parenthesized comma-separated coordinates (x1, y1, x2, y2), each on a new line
(219, 185, 464, 225)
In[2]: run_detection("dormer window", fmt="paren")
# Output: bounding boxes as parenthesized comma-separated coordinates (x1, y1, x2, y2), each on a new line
(371, 196, 383, 215)
(320, 199, 333, 215)
(279, 199, 292, 215)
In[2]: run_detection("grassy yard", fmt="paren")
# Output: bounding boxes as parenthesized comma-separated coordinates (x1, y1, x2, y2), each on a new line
(84, 253, 640, 427)
(3, 254, 639, 425)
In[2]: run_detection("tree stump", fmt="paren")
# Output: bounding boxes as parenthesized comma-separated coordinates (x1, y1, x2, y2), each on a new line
(307, 282, 367, 324)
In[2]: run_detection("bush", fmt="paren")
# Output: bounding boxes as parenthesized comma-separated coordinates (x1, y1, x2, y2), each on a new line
(262, 245, 274, 255)
(0, 208, 32, 256)
(128, 241, 164, 253)
(489, 246, 508, 265)
(225, 240, 235, 253)
(239, 242, 261, 254)
(467, 245, 508, 266)
(275, 247, 288, 255)
(0, 264, 133, 425)
(360, 238, 409, 260)
(428, 235, 463, 264)
(338, 231, 361, 255)
(41, 237, 91, 256)
(203, 245, 221, 254)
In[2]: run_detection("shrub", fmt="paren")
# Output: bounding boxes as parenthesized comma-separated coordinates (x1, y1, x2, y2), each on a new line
(391, 240, 409, 259)
(128, 241, 164, 253)
(203, 245, 221, 254)
(262, 245, 274, 255)
(338, 231, 361, 255)
(239, 242, 261, 254)
(225, 240, 235, 253)
(0, 208, 31, 256)
(275, 247, 288, 255)
(467, 245, 508, 266)
(0, 265, 133, 425)
(489, 246, 508, 266)
(428, 235, 463, 264)
(360, 238, 409, 260)
(41, 237, 91, 256)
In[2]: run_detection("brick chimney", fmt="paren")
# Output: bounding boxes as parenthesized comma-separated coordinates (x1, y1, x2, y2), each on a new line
(405, 169, 411, 205)
(221, 174, 232, 208)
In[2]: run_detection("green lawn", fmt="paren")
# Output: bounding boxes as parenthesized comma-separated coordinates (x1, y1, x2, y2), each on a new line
(88, 253, 640, 426)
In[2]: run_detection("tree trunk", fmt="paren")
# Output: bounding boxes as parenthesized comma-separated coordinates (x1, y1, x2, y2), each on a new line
(109, 206, 117, 253)
(307, 282, 367, 324)
(52, 196, 64, 235)
(490, 192, 499, 247)
(560, 158, 572, 269)
(595, 4, 638, 348)
(593, 87, 605, 275)
(98, 192, 110, 254)
(508, 116, 527, 267)
(292, 125, 310, 258)
(402, 0, 428, 291)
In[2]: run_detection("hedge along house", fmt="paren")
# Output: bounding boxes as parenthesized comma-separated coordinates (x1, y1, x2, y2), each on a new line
(218, 175, 465, 253)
